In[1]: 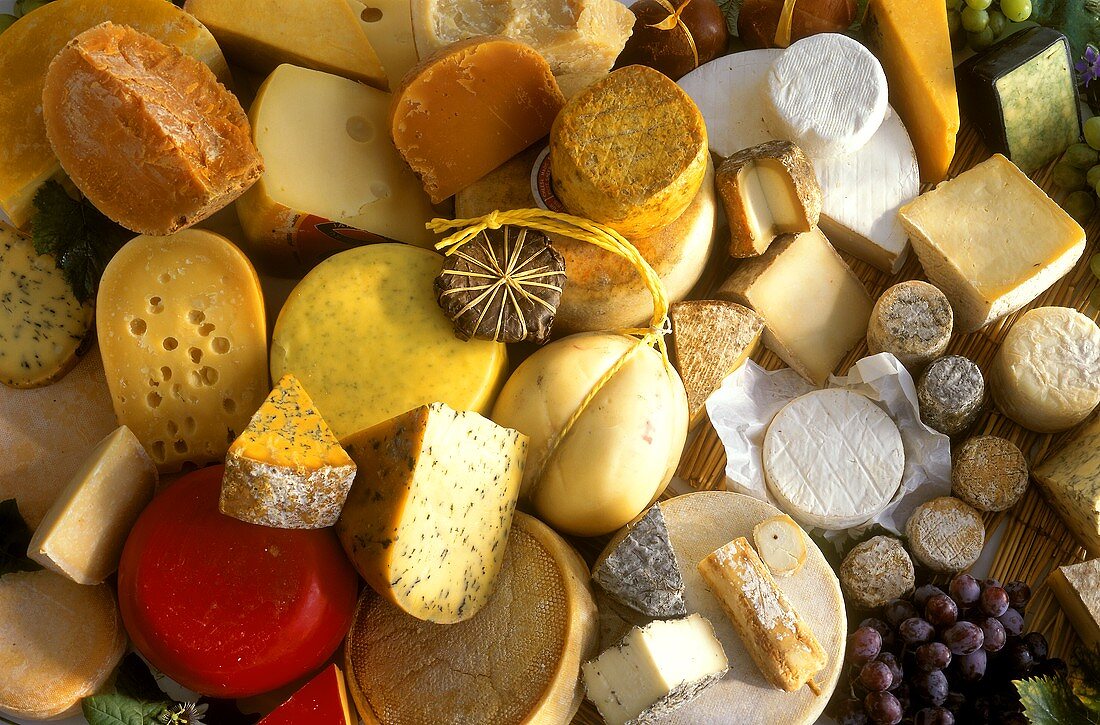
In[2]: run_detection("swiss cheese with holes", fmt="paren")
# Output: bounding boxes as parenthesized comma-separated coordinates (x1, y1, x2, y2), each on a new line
(96, 230, 268, 472)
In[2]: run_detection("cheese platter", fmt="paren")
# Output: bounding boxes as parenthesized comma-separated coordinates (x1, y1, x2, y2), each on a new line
(0, 0, 1099, 724)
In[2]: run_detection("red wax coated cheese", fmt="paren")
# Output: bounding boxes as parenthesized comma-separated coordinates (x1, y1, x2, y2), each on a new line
(258, 664, 355, 724)
(117, 466, 358, 698)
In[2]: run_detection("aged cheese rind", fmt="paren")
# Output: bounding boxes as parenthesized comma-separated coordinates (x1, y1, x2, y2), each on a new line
(28, 426, 157, 585)
(592, 505, 687, 619)
(221, 374, 356, 529)
(990, 307, 1100, 434)
(345, 511, 597, 725)
(337, 402, 527, 624)
(1047, 559, 1100, 649)
(582, 614, 728, 725)
(0, 222, 93, 388)
(752, 514, 808, 578)
(0, 0, 230, 228)
(763, 389, 905, 530)
(551, 65, 707, 238)
(916, 355, 985, 436)
(97, 230, 269, 473)
(866, 281, 953, 371)
(271, 244, 507, 439)
(0, 571, 126, 720)
(838, 535, 915, 610)
(1033, 417, 1100, 556)
(898, 154, 1086, 332)
(716, 228, 873, 386)
(905, 496, 984, 572)
(951, 435, 1028, 513)
(257, 664, 355, 725)
(42, 23, 262, 236)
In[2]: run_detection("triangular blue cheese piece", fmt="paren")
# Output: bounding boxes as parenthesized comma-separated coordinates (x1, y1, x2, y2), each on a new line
(592, 505, 687, 618)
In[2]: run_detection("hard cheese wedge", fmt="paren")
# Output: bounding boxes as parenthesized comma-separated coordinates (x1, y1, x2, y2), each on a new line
(270, 244, 507, 438)
(0, 222, 93, 388)
(184, 0, 386, 87)
(352, 0, 420, 84)
(258, 664, 354, 725)
(221, 374, 356, 529)
(717, 228, 873, 386)
(0, 0, 229, 228)
(1033, 415, 1100, 556)
(345, 512, 598, 724)
(28, 426, 157, 585)
(337, 402, 528, 624)
(865, 0, 959, 183)
(1048, 559, 1100, 649)
(592, 505, 688, 619)
(238, 64, 438, 275)
(97, 230, 269, 472)
(898, 154, 1086, 332)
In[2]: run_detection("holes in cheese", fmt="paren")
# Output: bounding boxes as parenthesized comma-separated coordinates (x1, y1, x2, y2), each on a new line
(336, 402, 528, 624)
(96, 229, 268, 473)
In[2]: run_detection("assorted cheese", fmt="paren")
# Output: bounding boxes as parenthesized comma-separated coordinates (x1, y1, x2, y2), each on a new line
(257, 665, 355, 725)
(905, 496, 985, 572)
(752, 514, 808, 578)
(916, 355, 986, 436)
(592, 504, 688, 619)
(866, 281, 953, 371)
(1033, 416, 1100, 556)
(952, 435, 1028, 513)
(1048, 559, 1100, 649)
(838, 536, 915, 610)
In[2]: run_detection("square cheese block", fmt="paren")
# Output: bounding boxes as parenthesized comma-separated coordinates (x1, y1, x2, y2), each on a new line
(957, 27, 1081, 174)
(716, 228, 873, 386)
(27, 427, 157, 585)
(1048, 559, 1100, 649)
(1033, 415, 1100, 556)
(898, 154, 1085, 332)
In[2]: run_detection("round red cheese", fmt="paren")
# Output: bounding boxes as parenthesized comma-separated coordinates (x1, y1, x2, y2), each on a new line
(118, 465, 358, 698)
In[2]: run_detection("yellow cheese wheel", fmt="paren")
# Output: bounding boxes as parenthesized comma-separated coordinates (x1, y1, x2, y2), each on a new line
(270, 244, 508, 438)
(491, 332, 688, 537)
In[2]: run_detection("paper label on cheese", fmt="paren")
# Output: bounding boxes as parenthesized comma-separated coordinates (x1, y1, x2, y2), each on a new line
(530, 146, 567, 213)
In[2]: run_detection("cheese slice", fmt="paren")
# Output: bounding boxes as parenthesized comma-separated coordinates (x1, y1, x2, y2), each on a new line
(592, 505, 688, 619)
(865, 0, 959, 183)
(752, 514, 807, 577)
(582, 614, 729, 725)
(716, 228, 873, 387)
(336, 402, 528, 624)
(679, 51, 918, 273)
(237, 64, 438, 276)
(270, 244, 507, 438)
(27, 426, 157, 585)
(221, 374, 357, 529)
(1033, 416, 1100, 556)
(0, 571, 126, 720)
(184, 0, 386, 87)
(0, 222, 93, 388)
(0, 0, 230, 228)
(258, 664, 355, 725)
(344, 511, 598, 724)
(1048, 559, 1100, 649)
(898, 154, 1086, 332)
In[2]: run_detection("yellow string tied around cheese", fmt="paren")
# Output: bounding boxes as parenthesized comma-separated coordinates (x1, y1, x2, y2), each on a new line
(649, 0, 700, 69)
(428, 208, 674, 495)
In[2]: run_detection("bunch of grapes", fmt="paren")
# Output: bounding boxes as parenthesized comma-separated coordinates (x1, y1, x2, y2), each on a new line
(834, 574, 1064, 724)
(1053, 117, 1100, 228)
(946, 0, 1032, 52)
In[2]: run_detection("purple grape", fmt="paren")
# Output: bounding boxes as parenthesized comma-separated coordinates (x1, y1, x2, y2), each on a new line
(860, 661, 894, 692)
(1005, 640, 1034, 675)
(942, 621, 984, 655)
(876, 651, 903, 690)
(860, 617, 896, 650)
(916, 642, 952, 671)
(884, 598, 919, 627)
(944, 691, 966, 713)
(912, 669, 949, 705)
(998, 607, 1025, 636)
(980, 586, 1010, 617)
(865, 691, 903, 725)
(1023, 632, 1049, 660)
(836, 698, 870, 725)
(914, 584, 946, 608)
(925, 593, 959, 628)
(915, 706, 955, 725)
(956, 648, 987, 682)
(982, 578, 1003, 589)
(900, 617, 936, 645)
(1004, 581, 1031, 609)
(849, 626, 883, 665)
(949, 574, 981, 607)
(977, 616, 1006, 652)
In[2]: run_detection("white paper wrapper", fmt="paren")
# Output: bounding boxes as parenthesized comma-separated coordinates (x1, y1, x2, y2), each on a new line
(705, 353, 952, 538)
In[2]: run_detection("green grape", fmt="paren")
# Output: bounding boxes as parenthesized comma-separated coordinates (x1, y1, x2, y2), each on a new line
(0, 14, 16, 32)
(969, 26, 995, 50)
(946, 0, 962, 10)
(1086, 117, 1100, 151)
(947, 9, 962, 33)
(1091, 253, 1100, 280)
(966, 0, 992, 8)
(1065, 191, 1097, 224)
(1053, 163, 1088, 190)
(1065, 143, 1100, 169)
(951, 24, 969, 51)
(961, 6, 989, 32)
(13, 0, 50, 16)
(1090, 288, 1100, 313)
(1087, 165, 1100, 188)
(987, 9, 1006, 37)
(1000, 0, 1031, 21)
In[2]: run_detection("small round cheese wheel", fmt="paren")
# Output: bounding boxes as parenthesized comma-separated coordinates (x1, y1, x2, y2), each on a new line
(952, 435, 1028, 512)
(866, 281, 953, 371)
(917, 355, 985, 436)
(491, 332, 688, 537)
(839, 535, 915, 610)
(905, 496, 984, 573)
(763, 389, 904, 530)
(763, 33, 888, 160)
(990, 307, 1100, 433)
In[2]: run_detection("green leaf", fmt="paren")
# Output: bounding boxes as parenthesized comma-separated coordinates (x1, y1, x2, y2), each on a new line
(1016, 675, 1100, 725)
(0, 499, 41, 577)
(1031, 0, 1100, 60)
(31, 180, 130, 303)
(82, 694, 170, 725)
(716, 0, 740, 36)
(1072, 646, 1100, 715)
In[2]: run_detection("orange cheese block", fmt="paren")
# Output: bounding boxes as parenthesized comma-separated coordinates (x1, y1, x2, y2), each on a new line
(258, 665, 355, 725)
(390, 36, 565, 203)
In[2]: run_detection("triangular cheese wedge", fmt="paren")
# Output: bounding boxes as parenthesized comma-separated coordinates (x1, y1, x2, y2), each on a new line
(184, 0, 387, 89)
(221, 374, 356, 529)
(669, 300, 764, 427)
(592, 505, 687, 618)
(258, 664, 355, 725)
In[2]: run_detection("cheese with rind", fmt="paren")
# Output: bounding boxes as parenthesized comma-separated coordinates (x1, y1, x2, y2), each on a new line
(866, 281, 953, 371)
(905, 496, 984, 572)
(257, 664, 355, 725)
(951, 435, 1028, 513)
(838, 535, 915, 610)
(916, 355, 985, 436)
(1048, 559, 1100, 649)
(592, 505, 688, 619)
(1033, 416, 1100, 556)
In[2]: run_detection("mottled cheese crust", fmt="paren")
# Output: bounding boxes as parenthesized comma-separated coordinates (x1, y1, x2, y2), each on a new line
(222, 374, 356, 529)
(337, 402, 528, 624)
(905, 496, 984, 572)
(1033, 416, 1100, 556)
(0, 223, 93, 388)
